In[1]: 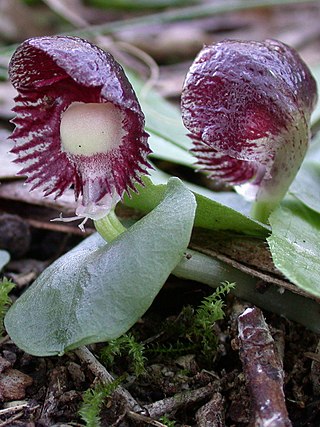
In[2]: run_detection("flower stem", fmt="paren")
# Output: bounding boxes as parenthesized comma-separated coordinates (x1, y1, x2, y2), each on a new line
(250, 200, 277, 224)
(94, 209, 126, 242)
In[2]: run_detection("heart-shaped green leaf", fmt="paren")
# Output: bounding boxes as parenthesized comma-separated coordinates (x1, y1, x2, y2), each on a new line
(5, 178, 196, 356)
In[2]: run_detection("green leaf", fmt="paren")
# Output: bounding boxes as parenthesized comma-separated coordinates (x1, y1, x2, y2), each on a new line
(149, 167, 252, 215)
(5, 178, 196, 356)
(148, 133, 194, 167)
(194, 193, 268, 236)
(127, 72, 194, 167)
(125, 178, 269, 237)
(289, 131, 320, 213)
(0, 278, 15, 336)
(87, 0, 195, 10)
(268, 198, 320, 297)
(289, 161, 320, 214)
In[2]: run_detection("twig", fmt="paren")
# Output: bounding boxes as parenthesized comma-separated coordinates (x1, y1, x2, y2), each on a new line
(75, 347, 213, 424)
(0, 403, 28, 416)
(0, 411, 23, 426)
(0, 403, 39, 427)
(237, 307, 292, 427)
(145, 383, 217, 419)
(127, 410, 170, 427)
(74, 346, 146, 415)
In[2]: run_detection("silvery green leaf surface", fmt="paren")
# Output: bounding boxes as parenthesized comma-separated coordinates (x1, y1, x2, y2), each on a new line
(289, 131, 320, 213)
(289, 161, 320, 214)
(268, 198, 320, 297)
(5, 178, 196, 356)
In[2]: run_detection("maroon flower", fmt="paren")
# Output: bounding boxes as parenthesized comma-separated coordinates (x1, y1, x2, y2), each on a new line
(181, 39, 317, 221)
(9, 36, 151, 221)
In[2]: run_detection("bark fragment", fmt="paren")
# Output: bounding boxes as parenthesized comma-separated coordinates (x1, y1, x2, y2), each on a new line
(237, 306, 292, 427)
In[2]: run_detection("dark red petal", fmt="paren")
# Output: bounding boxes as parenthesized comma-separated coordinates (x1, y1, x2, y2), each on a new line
(181, 39, 317, 187)
(191, 139, 262, 184)
(9, 36, 151, 214)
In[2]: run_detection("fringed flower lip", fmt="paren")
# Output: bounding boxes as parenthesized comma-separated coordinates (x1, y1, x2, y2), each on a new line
(9, 36, 151, 225)
(181, 39, 317, 222)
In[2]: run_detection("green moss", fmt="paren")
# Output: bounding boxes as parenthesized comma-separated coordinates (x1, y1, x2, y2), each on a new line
(0, 278, 15, 335)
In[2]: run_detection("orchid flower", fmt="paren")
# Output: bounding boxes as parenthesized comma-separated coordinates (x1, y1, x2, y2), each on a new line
(181, 39, 317, 223)
(9, 36, 151, 229)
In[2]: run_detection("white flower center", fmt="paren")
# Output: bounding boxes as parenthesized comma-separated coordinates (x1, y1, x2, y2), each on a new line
(60, 102, 124, 156)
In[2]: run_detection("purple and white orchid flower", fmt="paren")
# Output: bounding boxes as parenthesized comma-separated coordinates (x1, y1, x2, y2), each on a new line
(181, 39, 317, 222)
(9, 36, 151, 224)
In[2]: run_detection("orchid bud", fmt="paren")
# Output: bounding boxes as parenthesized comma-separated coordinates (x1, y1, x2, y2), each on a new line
(9, 36, 151, 222)
(181, 39, 317, 223)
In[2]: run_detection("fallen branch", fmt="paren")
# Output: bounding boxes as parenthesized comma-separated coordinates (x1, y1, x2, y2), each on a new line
(145, 383, 217, 419)
(237, 307, 292, 427)
(74, 346, 145, 415)
(127, 410, 171, 427)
